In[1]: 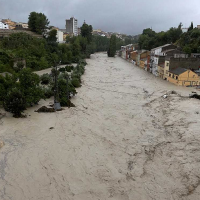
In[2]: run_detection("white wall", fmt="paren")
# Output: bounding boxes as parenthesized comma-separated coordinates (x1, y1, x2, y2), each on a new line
(0, 22, 9, 29)
(57, 30, 64, 43)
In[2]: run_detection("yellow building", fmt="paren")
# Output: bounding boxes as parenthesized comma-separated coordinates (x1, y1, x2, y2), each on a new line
(158, 64, 164, 79)
(158, 60, 170, 80)
(168, 67, 200, 86)
(140, 60, 145, 69)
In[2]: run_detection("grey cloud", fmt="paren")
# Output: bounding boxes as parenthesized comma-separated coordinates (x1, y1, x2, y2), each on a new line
(1, 0, 200, 35)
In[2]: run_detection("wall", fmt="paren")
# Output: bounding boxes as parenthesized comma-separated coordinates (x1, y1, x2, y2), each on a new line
(168, 70, 200, 86)
(66, 19, 73, 34)
(130, 51, 137, 61)
(0, 22, 9, 29)
(57, 30, 64, 43)
(164, 61, 170, 80)
(170, 58, 200, 71)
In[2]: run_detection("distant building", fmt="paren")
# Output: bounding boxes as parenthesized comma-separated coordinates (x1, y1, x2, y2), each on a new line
(66, 17, 78, 36)
(1, 19, 16, 29)
(0, 21, 9, 29)
(78, 27, 81, 35)
(182, 28, 188, 33)
(150, 44, 177, 76)
(197, 25, 200, 29)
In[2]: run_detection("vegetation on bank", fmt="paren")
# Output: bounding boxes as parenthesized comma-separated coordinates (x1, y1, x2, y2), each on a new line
(0, 61, 86, 117)
(138, 22, 200, 55)
(0, 11, 127, 117)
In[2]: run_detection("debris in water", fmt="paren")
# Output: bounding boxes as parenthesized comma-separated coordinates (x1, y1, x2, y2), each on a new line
(189, 94, 200, 100)
(0, 141, 5, 149)
(163, 95, 168, 99)
(35, 106, 55, 113)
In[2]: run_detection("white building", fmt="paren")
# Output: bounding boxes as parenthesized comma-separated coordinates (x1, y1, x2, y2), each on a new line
(57, 30, 64, 43)
(66, 17, 78, 36)
(182, 28, 188, 33)
(150, 44, 174, 76)
(0, 21, 9, 29)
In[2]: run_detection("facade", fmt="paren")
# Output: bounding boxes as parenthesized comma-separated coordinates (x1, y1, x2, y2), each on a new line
(120, 45, 135, 60)
(0, 22, 9, 29)
(130, 51, 137, 61)
(139, 51, 150, 70)
(168, 67, 200, 86)
(66, 17, 78, 36)
(191, 53, 200, 58)
(150, 44, 179, 76)
(157, 50, 187, 79)
(57, 30, 64, 43)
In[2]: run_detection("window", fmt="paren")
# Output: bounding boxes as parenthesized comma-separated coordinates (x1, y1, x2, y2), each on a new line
(166, 63, 169, 66)
(176, 76, 178, 80)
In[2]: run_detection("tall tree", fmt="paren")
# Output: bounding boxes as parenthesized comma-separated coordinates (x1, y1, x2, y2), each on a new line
(107, 35, 116, 57)
(28, 12, 50, 35)
(188, 22, 194, 32)
(80, 23, 93, 43)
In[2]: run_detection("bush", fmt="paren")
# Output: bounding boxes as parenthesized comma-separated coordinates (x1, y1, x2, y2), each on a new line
(60, 97, 75, 107)
(71, 78, 81, 88)
(71, 72, 81, 82)
(43, 87, 54, 98)
(14, 61, 24, 73)
(19, 68, 44, 105)
(65, 65, 74, 72)
(40, 73, 51, 85)
(59, 67, 66, 73)
(51, 68, 60, 77)
(4, 88, 26, 117)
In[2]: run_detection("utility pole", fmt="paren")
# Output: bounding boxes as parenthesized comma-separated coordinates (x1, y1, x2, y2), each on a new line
(53, 60, 61, 111)
(66, 73, 70, 102)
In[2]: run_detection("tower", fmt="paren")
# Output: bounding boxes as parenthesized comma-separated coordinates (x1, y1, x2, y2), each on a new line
(66, 17, 78, 36)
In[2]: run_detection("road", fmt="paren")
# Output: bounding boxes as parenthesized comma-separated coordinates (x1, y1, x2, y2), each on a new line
(0, 53, 200, 200)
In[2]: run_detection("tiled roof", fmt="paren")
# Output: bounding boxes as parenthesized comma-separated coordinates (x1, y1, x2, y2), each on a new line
(169, 67, 188, 75)
(151, 44, 171, 51)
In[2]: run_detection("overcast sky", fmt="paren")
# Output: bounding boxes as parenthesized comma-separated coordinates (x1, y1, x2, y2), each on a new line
(1, 0, 200, 35)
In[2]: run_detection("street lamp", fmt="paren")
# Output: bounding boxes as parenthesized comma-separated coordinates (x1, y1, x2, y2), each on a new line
(53, 60, 61, 111)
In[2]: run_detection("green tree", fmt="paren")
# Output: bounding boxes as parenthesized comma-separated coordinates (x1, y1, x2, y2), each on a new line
(107, 35, 117, 57)
(18, 69, 44, 105)
(4, 88, 26, 118)
(80, 23, 93, 43)
(28, 12, 50, 35)
(188, 22, 194, 32)
(48, 29, 57, 42)
(71, 38, 81, 62)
